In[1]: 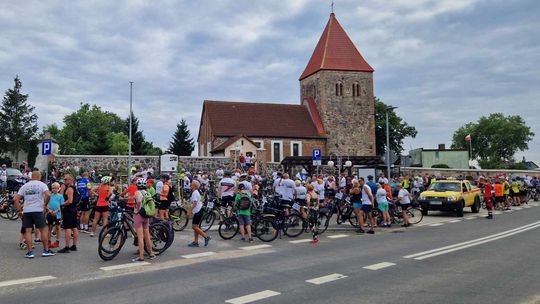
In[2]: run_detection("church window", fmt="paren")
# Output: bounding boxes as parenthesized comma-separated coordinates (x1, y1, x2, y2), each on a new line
(352, 83, 360, 97)
(335, 82, 343, 96)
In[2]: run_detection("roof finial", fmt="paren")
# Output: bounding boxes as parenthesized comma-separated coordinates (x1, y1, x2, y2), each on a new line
(331, 1, 334, 14)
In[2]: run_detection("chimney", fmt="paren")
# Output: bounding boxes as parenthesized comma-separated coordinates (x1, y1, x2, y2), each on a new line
(438, 144, 445, 150)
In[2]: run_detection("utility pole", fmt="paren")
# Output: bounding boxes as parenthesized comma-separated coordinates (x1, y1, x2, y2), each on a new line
(128, 81, 133, 182)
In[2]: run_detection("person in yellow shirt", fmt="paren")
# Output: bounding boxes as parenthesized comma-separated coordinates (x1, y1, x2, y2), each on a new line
(502, 177, 511, 209)
(511, 177, 520, 207)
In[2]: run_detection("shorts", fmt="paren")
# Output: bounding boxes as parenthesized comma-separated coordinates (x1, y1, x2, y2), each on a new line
(238, 214, 252, 226)
(158, 200, 171, 210)
(222, 196, 234, 207)
(22, 212, 46, 229)
(295, 198, 306, 206)
(400, 203, 410, 211)
(133, 213, 149, 229)
(360, 204, 372, 214)
(511, 192, 519, 198)
(94, 205, 110, 213)
(192, 211, 203, 225)
(279, 200, 292, 209)
(352, 202, 362, 209)
(378, 202, 389, 213)
(47, 213, 61, 226)
(494, 196, 504, 204)
(79, 197, 90, 211)
(62, 210, 78, 229)
(519, 190, 527, 196)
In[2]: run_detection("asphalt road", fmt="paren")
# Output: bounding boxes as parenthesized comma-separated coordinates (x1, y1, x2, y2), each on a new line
(0, 203, 539, 304)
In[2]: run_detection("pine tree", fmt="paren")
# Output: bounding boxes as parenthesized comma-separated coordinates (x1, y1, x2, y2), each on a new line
(125, 112, 146, 155)
(0, 76, 38, 163)
(168, 119, 194, 156)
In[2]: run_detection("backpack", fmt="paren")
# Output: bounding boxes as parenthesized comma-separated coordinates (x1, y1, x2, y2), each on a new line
(139, 191, 156, 218)
(238, 196, 251, 210)
(167, 183, 176, 203)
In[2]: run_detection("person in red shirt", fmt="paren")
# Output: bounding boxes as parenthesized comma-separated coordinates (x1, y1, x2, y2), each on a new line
(121, 177, 138, 212)
(484, 178, 493, 219)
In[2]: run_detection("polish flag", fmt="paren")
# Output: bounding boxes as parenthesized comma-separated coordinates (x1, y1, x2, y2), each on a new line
(465, 134, 472, 142)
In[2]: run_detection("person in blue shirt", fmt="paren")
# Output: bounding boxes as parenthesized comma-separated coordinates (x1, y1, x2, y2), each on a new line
(366, 175, 378, 198)
(77, 172, 92, 233)
(47, 182, 63, 249)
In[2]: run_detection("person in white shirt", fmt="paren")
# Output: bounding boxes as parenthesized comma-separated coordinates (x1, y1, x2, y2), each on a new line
(397, 184, 412, 227)
(294, 180, 307, 219)
(188, 181, 210, 247)
(0, 164, 7, 189)
(273, 172, 284, 198)
(219, 171, 236, 211)
(376, 183, 391, 227)
(215, 168, 224, 180)
(357, 177, 375, 234)
(279, 173, 296, 216)
(239, 174, 252, 195)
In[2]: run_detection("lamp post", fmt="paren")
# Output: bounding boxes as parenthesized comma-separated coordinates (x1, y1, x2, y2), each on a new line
(385, 106, 398, 180)
(128, 82, 133, 182)
(327, 152, 352, 173)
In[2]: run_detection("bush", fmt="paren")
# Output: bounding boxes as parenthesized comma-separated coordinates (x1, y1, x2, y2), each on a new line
(432, 163, 450, 169)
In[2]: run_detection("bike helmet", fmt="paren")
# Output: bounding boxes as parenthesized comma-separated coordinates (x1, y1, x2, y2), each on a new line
(101, 176, 112, 184)
(136, 178, 147, 189)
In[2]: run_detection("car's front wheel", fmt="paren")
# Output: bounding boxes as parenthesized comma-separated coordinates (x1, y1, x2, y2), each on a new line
(456, 201, 464, 217)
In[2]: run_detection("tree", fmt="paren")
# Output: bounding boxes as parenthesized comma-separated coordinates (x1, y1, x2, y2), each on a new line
(451, 113, 534, 168)
(107, 132, 129, 155)
(59, 103, 125, 154)
(374, 97, 417, 156)
(0, 76, 38, 163)
(42, 123, 61, 140)
(168, 119, 194, 156)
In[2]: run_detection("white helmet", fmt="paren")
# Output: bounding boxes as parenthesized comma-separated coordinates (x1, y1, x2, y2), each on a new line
(136, 178, 147, 189)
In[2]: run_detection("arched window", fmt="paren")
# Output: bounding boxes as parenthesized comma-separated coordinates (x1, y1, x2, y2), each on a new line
(335, 82, 343, 96)
(352, 83, 360, 97)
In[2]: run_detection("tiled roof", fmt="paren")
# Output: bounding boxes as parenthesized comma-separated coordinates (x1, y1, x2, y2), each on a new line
(299, 13, 374, 80)
(202, 100, 325, 139)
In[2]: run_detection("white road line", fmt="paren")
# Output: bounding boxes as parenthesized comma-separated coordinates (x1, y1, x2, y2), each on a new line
(225, 290, 281, 304)
(523, 205, 532, 209)
(363, 262, 396, 271)
(465, 217, 477, 220)
(415, 223, 540, 260)
(327, 234, 349, 239)
(404, 221, 540, 259)
(100, 262, 150, 271)
(289, 239, 313, 244)
(306, 273, 347, 285)
(514, 207, 523, 210)
(504, 209, 514, 212)
(240, 244, 272, 251)
(181, 252, 216, 259)
(493, 212, 502, 215)
(448, 220, 462, 223)
(429, 223, 444, 226)
(0, 276, 56, 288)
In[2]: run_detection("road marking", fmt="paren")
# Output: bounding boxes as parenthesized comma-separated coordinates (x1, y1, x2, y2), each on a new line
(493, 212, 502, 215)
(181, 252, 216, 259)
(523, 205, 532, 209)
(240, 244, 272, 251)
(0, 276, 56, 288)
(289, 239, 313, 244)
(405, 221, 540, 259)
(429, 223, 444, 226)
(363, 262, 396, 271)
(225, 290, 281, 304)
(465, 217, 477, 220)
(514, 207, 523, 210)
(448, 220, 462, 223)
(100, 262, 150, 271)
(306, 273, 347, 285)
(327, 234, 349, 239)
(504, 209, 513, 212)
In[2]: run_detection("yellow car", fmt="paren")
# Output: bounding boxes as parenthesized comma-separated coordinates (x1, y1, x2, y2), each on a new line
(418, 180, 482, 217)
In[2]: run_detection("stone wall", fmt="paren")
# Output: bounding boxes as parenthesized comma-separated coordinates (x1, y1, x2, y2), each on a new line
(300, 70, 376, 156)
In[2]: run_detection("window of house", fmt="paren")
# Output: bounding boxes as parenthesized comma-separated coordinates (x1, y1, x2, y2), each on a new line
(335, 82, 343, 96)
(271, 140, 283, 163)
(352, 83, 360, 97)
(290, 141, 302, 157)
(254, 140, 264, 149)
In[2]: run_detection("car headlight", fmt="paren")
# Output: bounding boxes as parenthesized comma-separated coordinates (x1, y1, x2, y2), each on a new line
(419, 196, 426, 201)
(447, 196, 457, 201)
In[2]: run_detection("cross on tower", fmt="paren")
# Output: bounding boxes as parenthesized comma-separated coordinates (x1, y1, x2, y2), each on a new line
(331, 1, 334, 13)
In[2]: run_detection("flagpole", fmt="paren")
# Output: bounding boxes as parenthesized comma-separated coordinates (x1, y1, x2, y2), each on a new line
(469, 138, 472, 160)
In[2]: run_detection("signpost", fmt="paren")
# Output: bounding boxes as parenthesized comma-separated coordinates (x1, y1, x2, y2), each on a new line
(42, 140, 52, 156)
(312, 148, 322, 174)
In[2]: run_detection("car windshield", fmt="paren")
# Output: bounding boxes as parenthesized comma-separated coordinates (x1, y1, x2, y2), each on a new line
(7, 168, 22, 176)
(429, 182, 461, 192)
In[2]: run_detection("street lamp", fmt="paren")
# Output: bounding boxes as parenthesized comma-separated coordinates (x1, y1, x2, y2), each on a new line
(327, 153, 351, 172)
(128, 81, 133, 181)
(385, 106, 398, 180)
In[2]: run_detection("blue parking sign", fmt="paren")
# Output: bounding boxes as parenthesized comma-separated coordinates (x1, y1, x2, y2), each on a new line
(312, 148, 322, 161)
(42, 140, 52, 156)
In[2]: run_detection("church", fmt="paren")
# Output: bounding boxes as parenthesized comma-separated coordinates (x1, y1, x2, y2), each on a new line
(197, 13, 376, 164)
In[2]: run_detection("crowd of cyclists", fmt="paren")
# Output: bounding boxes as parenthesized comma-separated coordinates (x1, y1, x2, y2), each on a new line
(2, 162, 539, 262)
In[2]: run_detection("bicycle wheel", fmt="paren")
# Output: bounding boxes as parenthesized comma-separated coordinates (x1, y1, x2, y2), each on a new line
(170, 207, 189, 231)
(254, 218, 278, 242)
(407, 208, 424, 225)
(348, 210, 359, 228)
(199, 211, 216, 232)
(284, 214, 304, 238)
(317, 213, 330, 234)
(98, 226, 126, 261)
(218, 217, 239, 240)
(147, 222, 169, 256)
(7, 204, 18, 220)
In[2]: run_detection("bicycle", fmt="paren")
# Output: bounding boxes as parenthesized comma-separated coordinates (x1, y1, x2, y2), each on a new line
(0, 192, 18, 220)
(326, 195, 358, 227)
(169, 200, 189, 231)
(252, 204, 304, 242)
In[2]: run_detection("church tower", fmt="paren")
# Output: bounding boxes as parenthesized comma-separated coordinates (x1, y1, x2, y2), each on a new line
(300, 13, 376, 156)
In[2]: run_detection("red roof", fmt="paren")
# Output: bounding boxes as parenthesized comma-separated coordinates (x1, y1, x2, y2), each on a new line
(201, 100, 325, 139)
(299, 13, 374, 80)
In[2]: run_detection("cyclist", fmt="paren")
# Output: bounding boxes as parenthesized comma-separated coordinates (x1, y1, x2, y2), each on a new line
(90, 176, 113, 237)
(518, 177, 528, 205)
(493, 179, 505, 211)
(502, 177, 511, 210)
(376, 183, 391, 227)
(188, 180, 211, 248)
(77, 172, 92, 233)
(357, 178, 375, 234)
(235, 183, 253, 242)
(157, 174, 171, 220)
(0, 164, 7, 190)
(511, 177, 520, 206)
(279, 173, 296, 217)
(306, 184, 319, 243)
(132, 178, 156, 262)
(396, 184, 411, 227)
(294, 180, 307, 219)
(47, 182, 63, 248)
(57, 174, 79, 253)
(219, 171, 236, 219)
(121, 177, 138, 213)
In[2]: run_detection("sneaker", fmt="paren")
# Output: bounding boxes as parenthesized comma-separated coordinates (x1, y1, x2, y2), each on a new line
(486, 215, 493, 219)
(367, 230, 375, 235)
(132, 257, 145, 263)
(148, 255, 157, 260)
(69, 245, 78, 251)
(401, 224, 409, 227)
(89, 233, 95, 237)
(249, 238, 254, 243)
(34, 239, 42, 243)
(204, 236, 211, 247)
(42, 250, 55, 257)
(80, 229, 88, 234)
(19, 242, 27, 250)
(188, 242, 199, 247)
(240, 237, 246, 242)
(355, 229, 365, 234)
(25, 250, 35, 259)
(58, 247, 70, 253)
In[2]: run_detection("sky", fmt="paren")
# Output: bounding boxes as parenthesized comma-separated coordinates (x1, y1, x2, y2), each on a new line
(1, 0, 539, 162)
